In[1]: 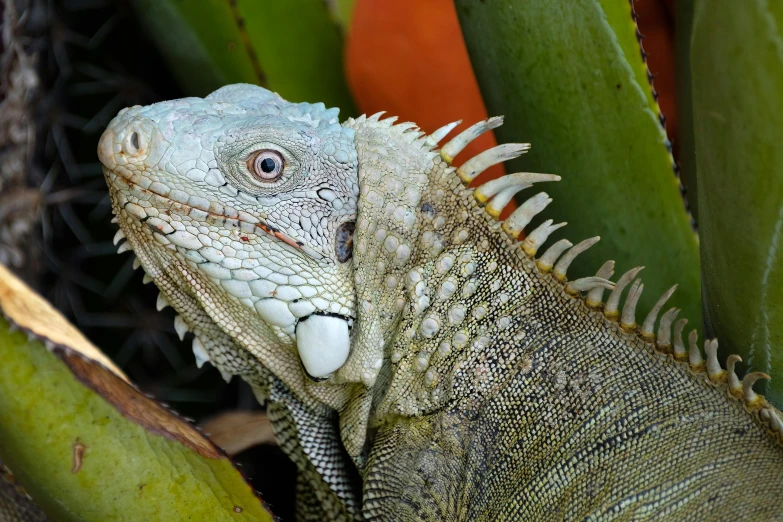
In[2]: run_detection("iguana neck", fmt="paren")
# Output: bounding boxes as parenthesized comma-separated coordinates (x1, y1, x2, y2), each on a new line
(331, 114, 539, 463)
(331, 114, 783, 472)
(336, 116, 438, 385)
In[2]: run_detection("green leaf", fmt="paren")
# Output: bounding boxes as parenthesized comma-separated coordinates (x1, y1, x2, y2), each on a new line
(0, 266, 275, 521)
(131, 0, 356, 114)
(131, 0, 259, 96)
(674, 0, 698, 221)
(691, 0, 783, 406)
(454, 0, 701, 328)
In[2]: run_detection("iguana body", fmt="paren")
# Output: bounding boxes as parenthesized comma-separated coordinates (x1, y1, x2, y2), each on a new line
(99, 85, 783, 521)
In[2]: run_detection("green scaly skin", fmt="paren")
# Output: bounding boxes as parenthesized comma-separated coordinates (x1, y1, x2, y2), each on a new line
(99, 85, 783, 521)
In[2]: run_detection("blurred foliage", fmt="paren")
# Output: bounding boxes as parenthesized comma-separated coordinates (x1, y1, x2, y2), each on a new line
(454, 0, 701, 329)
(330, 0, 357, 28)
(132, 0, 356, 114)
(691, 0, 783, 406)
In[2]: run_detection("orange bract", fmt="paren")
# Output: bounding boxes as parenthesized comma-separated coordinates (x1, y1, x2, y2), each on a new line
(345, 0, 512, 215)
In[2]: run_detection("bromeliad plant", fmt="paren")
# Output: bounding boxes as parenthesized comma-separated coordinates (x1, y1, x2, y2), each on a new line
(0, 0, 781, 519)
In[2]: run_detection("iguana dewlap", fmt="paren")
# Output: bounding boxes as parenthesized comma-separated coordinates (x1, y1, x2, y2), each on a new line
(99, 85, 783, 521)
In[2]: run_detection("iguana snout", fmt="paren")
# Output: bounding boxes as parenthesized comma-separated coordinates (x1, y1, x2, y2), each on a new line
(96, 114, 149, 170)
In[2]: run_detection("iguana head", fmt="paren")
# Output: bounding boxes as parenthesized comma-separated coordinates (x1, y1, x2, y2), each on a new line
(98, 84, 360, 383)
(97, 84, 547, 414)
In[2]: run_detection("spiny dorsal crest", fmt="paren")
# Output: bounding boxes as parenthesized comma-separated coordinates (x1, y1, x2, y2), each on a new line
(416, 114, 783, 442)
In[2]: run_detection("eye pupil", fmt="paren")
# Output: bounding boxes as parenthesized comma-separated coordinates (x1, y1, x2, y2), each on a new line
(260, 158, 276, 173)
(247, 149, 284, 182)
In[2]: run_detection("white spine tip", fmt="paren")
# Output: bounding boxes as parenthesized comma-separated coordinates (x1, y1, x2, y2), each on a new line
(565, 276, 615, 295)
(504, 192, 554, 240)
(485, 185, 522, 218)
(456, 143, 530, 184)
(117, 242, 132, 254)
(192, 337, 210, 369)
(586, 260, 615, 306)
(640, 284, 678, 337)
(620, 279, 644, 330)
(656, 307, 680, 349)
(156, 293, 170, 311)
(521, 219, 566, 256)
(476, 172, 560, 206)
(367, 111, 386, 122)
(426, 120, 461, 147)
(727, 354, 743, 393)
(142, 273, 153, 285)
(672, 318, 689, 359)
(743, 372, 770, 405)
(380, 115, 398, 127)
(537, 239, 573, 274)
(553, 236, 600, 281)
(113, 229, 126, 246)
(440, 116, 505, 163)
(705, 338, 724, 381)
(220, 370, 233, 383)
(688, 329, 703, 368)
(174, 315, 188, 341)
(604, 266, 644, 318)
(132, 257, 141, 270)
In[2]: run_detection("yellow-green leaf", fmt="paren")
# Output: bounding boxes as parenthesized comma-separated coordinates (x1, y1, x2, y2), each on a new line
(0, 265, 274, 521)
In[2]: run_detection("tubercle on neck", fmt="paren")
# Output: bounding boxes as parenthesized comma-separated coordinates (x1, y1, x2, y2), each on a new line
(334, 115, 440, 388)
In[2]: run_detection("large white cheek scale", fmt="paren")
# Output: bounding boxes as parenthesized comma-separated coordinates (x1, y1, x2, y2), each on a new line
(295, 314, 351, 378)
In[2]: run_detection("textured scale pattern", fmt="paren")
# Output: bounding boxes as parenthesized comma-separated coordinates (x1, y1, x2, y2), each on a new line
(100, 85, 783, 521)
(1, 466, 48, 522)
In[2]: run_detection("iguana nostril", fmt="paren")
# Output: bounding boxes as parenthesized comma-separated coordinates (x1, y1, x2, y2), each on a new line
(335, 221, 355, 263)
(122, 128, 145, 156)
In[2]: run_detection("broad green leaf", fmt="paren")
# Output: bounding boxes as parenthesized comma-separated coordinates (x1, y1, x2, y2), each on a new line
(691, 0, 783, 406)
(674, 0, 698, 221)
(0, 265, 274, 521)
(454, 0, 701, 328)
(132, 0, 356, 114)
(131, 0, 259, 96)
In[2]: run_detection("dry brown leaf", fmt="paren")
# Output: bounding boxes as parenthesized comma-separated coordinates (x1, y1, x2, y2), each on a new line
(200, 411, 276, 456)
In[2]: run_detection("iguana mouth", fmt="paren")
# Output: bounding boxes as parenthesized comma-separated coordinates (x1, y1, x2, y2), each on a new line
(106, 168, 326, 261)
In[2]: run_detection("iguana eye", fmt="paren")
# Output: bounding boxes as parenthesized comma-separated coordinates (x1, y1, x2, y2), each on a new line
(247, 149, 284, 181)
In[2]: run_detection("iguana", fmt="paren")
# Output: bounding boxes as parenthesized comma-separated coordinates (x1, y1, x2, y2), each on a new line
(99, 84, 783, 521)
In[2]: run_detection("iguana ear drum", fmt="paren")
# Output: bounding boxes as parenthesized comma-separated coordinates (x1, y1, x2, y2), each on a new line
(335, 221, 355, 263)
